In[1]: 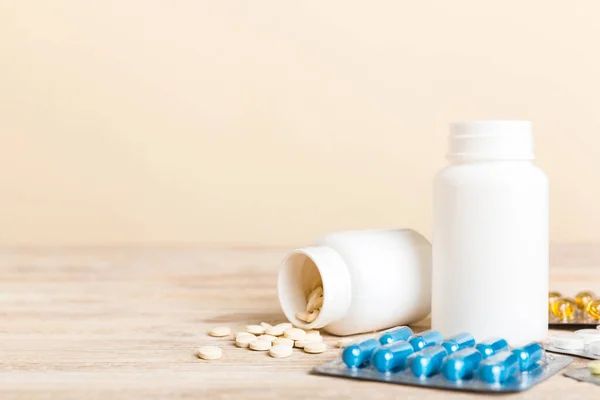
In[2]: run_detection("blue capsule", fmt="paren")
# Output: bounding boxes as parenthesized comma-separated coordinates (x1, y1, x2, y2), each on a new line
(476, 338, 509, 359)
(406, 345, 448, 378)
(342, 338, 380, 368)
(512, 343, 543, 372)
(379, 326, 413, 345)
(479, 351, 520, 384)
(408, 330, 444, 352)
(371, 340, 415, 373)
(442, 348, 483, 381)
(441, 333, 476, 354)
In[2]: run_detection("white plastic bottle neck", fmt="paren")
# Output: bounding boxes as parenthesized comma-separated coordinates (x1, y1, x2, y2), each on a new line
(447, 121, 534, 163)
(278, 246, 352, 329)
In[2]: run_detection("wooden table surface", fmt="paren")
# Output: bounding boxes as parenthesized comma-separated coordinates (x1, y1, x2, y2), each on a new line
(1, 244, 599, 399)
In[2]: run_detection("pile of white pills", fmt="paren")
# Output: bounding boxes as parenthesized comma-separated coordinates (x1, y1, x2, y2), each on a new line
(198, 321, 340, 360)
(296, 286, 323, 324)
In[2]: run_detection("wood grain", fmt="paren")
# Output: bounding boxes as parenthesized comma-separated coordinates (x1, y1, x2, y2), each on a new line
(0, 244, 599, 399)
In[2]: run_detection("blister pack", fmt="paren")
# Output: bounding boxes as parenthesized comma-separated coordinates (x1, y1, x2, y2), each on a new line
(549, 290, 600, 328)
(544, 330, 600, 360)
(563, 362, 600, 387)
(313, 326, 572, 393)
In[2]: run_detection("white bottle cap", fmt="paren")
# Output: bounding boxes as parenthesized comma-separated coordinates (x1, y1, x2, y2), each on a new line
(278, 246, 352, 329)
(550, 334, 585, 350)
(447, 120, 534, 162)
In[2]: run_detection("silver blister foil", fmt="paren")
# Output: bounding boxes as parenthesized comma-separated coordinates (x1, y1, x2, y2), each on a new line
(313, 353, 572, 393)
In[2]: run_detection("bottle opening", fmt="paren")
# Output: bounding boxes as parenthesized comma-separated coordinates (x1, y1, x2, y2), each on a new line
(278, 252, 325, 329)
(278, 246, 351, 330)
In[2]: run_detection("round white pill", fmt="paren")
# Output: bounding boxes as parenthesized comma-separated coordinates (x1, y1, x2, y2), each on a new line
(273, 337, 294, 347)
(306, 310, 319, 323)
(575, 329, 600, 345)
(235, 333, 257, 348)
(235, 331, 256, 339)
(589, 340, 600, 356)
(258, 334, 277, 343)
(265, 323, 292, 336)
(295, 334, 323, 346)
(265, 326, 285, 336)
(305, 332, 322, 340)
(551, 334, 585, 350)
(270, 344, 293, 358)
(295, 311, 310, 322)
(198, 346, 222, 360)
(208, 327, 231, 337)
(249, 339, 272, 351)
(307, 287, 323, 304)
(303, 342, 327, 354)
(295, 336, 323, 348)
(246, 325, 265, 335)
(284, 328, 307, 340)
(260, 322, 273, 329)
(306, 295, 324, 313)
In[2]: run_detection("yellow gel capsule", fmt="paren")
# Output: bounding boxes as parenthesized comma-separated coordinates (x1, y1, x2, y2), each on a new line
(585, 299, 600, 321)
(551, 297, 576, 321)
(548, 291, 562, 311)
(548, 291, 562, 301)
(575, 290, 596, 310)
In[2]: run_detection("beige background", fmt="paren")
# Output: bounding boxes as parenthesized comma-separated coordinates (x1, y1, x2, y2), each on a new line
(1, 1, 599, 246)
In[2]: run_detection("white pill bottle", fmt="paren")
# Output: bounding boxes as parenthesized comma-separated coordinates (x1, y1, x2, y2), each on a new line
(278, 229, 432, 336)
(432, 121, 549, 346)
